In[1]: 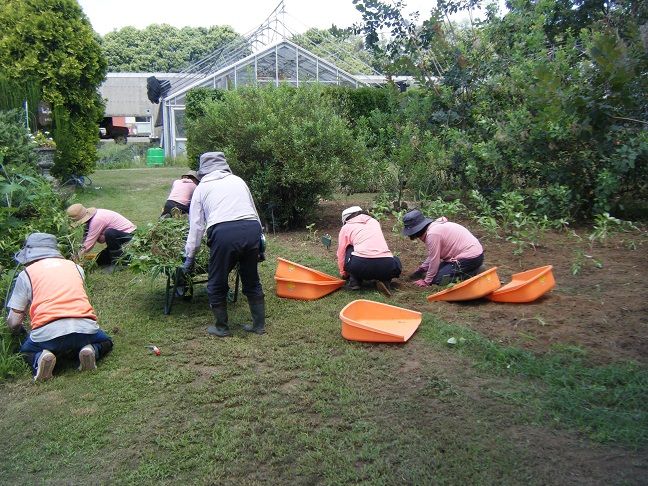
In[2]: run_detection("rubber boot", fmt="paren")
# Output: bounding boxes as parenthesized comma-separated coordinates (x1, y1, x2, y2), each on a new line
(348, 275, 362, 290)
(376, 280, 392, 297)
(207, 303, 230, 337)
(244, 298, 267, 335)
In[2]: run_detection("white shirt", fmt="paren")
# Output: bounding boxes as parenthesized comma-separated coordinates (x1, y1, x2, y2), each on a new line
(185, 170, 260, 258)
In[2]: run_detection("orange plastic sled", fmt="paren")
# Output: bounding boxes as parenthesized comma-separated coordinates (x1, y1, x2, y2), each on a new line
(274, 258, 346, 300)
(340, 299, 422, 343)
(276, 257, 341, 280)
(486, 265, 555, 303)
(427, 267, 501, 302)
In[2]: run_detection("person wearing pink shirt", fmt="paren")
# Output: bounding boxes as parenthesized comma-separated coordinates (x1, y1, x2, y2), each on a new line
(401, 209, 484, 287)
(67, 204, 137, 268)
(160, 170, 199, 218)
(337, 206, 402, 296)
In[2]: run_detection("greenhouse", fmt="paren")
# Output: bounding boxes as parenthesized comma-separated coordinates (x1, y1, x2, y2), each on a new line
(160, 1, 386, 157)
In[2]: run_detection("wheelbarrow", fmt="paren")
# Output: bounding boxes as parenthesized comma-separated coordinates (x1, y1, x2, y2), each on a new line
(163, 265, 240, 315)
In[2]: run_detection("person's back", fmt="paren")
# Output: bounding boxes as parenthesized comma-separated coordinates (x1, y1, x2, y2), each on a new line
(336, 207, 401, 295)
(6, 233, 113, 381)
(183, 152, 266, 337)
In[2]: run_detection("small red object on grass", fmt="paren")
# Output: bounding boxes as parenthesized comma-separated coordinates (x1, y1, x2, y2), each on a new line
(145, 345, 161, 355)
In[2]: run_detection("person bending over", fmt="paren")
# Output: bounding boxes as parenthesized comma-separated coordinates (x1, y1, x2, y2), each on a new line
(183, 152, 266, 337)
(67, 204, 136, 268)
(160, 170, 199, 218)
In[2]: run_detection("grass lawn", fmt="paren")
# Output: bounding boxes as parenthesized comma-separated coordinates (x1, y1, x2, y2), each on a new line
(0, 167, 645, 485)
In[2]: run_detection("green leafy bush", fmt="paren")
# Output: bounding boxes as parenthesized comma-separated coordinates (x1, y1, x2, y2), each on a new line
(186, 84, 368, 228)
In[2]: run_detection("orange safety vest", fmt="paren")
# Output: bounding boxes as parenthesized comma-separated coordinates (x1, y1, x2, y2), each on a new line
(25, 258, 97, 329)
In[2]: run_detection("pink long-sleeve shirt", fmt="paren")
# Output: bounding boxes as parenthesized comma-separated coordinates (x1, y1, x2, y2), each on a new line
(418, 217, 483, 284)
(167, 178, 197, 206)
(82, 209, 136, 252)
(337, 214, 393, 278)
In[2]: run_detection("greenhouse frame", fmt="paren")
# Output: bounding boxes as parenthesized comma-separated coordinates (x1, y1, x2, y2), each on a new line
(160, 2, 386, 157)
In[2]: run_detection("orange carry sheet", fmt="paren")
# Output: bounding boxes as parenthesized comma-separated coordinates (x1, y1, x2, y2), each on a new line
(486, 265, 555, 303)
(274, 257, 346, 300)
(339, 299, 422, 343)
(427, 267, 501, 302)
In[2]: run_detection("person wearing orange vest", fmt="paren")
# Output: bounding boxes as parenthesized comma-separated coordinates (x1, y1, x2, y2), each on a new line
(6, 233, 113, 381)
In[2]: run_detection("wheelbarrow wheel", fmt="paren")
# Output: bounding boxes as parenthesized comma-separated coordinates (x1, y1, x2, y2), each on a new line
(164, 267, 183, 315)
(227, 266, 240, 303)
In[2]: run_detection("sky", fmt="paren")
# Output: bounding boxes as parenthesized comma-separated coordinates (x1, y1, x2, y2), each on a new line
(76, 0, 478, 36)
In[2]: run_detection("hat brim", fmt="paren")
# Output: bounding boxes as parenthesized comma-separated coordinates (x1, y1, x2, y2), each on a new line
(15, 248, 63, 265)
(401, 218, 433, 236)
(70, 207, 97, 228)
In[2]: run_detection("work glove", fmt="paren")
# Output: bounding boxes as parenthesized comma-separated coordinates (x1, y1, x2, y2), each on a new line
(414, 279, 429, 287)
(9, 325, 27, 336)
(409, 267, 426, 280)
(181, 256, 195, 273)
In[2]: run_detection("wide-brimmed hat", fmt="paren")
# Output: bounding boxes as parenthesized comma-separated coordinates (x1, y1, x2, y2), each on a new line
(67, 203, 97, 227)
(401, 210, 433, 236)
(14, 233, 63, 265)
(182, 170, 199, 182)
(341, 206, 363, 224)
(197, 152, 231, 177)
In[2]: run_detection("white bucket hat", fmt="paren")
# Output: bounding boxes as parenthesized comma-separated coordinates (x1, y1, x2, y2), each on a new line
(341, 206, 363, 224)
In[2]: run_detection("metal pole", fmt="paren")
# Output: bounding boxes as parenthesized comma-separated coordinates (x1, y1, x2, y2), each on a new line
(24, 101, 29, 131)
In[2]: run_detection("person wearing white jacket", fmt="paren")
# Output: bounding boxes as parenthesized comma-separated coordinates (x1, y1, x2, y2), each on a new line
(183, 152, 266, 337)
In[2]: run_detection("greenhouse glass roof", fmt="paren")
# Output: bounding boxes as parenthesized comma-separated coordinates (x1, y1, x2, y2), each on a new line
(161, 1, 385, 156)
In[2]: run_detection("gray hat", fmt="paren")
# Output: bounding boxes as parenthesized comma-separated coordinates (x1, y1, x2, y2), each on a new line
(182, 170, 199, 182)
(197, 152, 231, 177)
(401, 210, 433, 236)
(15, 233, 63, 265)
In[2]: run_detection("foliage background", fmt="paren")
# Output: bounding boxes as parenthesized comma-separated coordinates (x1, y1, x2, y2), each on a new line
(0, 0, 107, 178)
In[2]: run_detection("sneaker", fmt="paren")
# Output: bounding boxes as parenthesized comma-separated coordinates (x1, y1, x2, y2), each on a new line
(34, 350, 56, 382)
(376, 280, 393, 297)
(78, 345, 97, 371)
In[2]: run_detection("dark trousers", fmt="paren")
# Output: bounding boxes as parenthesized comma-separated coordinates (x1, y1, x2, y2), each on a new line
(21, 330, 112, 371)
(432, 253, 484, 285)
(206, 220, 263, 306)
(96, 229, 134, 265)
(161, 199, 189, 217)
(344, 246, 402, 282)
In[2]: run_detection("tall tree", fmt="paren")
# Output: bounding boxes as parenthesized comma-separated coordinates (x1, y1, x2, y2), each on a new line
(101, 24, 245, 72)
(0, 0, 107, 177)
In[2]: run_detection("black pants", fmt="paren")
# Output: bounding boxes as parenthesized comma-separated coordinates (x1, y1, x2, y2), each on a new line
(432, 253, 484, 285)
(161, 199, 189, 217)
(344, 246, 402, 282)
(96, 229, 134, 265)
(206, 220, 263, 306)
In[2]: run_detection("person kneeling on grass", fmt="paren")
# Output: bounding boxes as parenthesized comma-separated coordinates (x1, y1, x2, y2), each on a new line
(6, 233, 113, 382)
(401, 209, 485, 287)
(337, 206, 402, 296)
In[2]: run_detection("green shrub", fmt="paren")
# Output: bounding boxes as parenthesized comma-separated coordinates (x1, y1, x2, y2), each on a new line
(186, 84, 368, 228)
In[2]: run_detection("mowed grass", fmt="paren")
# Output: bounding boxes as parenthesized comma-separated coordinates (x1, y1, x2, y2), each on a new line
(0, 167, 645, 485)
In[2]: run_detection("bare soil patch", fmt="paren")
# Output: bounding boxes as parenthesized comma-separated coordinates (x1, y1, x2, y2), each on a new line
(293, 198, 647, 366)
